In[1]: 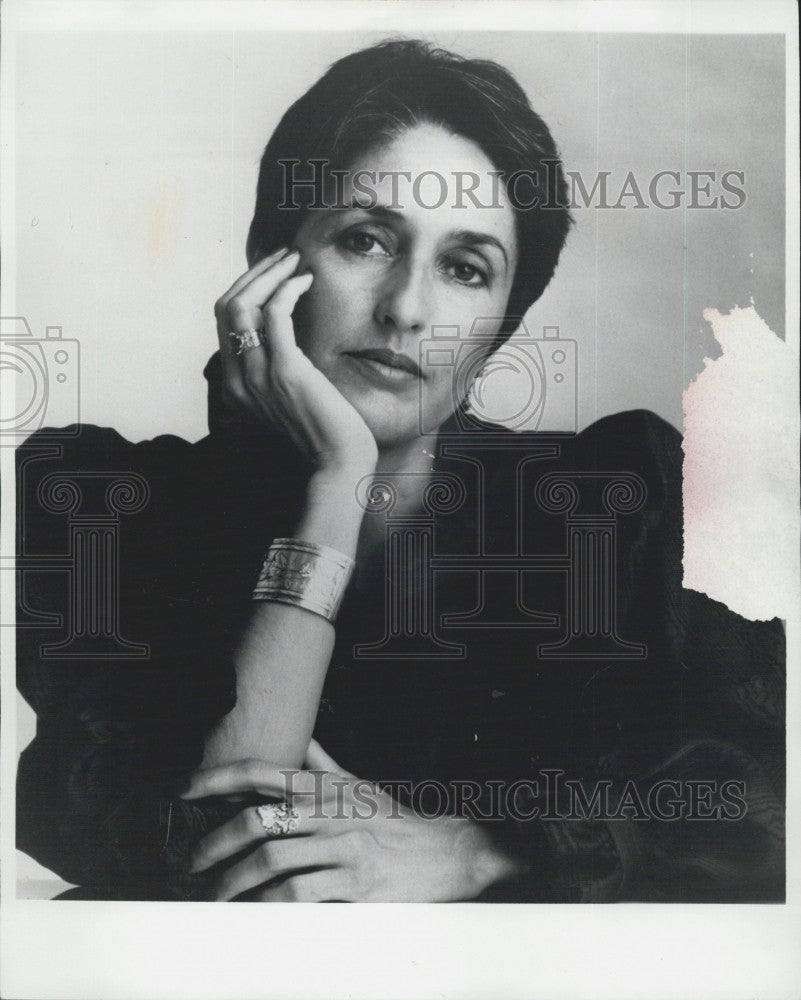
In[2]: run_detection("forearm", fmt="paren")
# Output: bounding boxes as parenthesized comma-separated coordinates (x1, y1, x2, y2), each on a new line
(201, 465, 369, 769)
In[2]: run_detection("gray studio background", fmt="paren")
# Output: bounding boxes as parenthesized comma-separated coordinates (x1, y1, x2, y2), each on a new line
(14, 30, 785, 442)
(12, 29, 786, 890)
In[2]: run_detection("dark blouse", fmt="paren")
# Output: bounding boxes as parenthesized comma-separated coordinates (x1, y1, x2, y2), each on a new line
(16, 354, 785, 902)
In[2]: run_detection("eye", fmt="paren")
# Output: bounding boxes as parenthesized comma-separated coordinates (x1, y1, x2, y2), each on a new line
(340, 227, 391, 256)
(443, 257, 489, 288)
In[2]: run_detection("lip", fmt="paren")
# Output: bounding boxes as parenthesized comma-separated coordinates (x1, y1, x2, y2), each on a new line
(345, 348, 423, 386)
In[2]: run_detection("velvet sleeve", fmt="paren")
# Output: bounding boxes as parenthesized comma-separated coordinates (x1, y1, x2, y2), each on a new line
(478, 411, 785, 902)
(15, 424, 238, 899)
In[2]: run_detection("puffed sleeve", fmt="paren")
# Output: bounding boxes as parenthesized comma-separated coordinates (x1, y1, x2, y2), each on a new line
(15, 424, 239, 899)
(479, 410, 785, 902)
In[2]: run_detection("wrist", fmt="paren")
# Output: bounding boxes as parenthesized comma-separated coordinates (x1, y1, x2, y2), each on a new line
(298, 466, 372, 554)
(308, 453, 377, 496)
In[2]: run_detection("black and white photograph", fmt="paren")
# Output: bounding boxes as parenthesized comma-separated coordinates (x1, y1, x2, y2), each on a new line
(1, 1, 799, 998)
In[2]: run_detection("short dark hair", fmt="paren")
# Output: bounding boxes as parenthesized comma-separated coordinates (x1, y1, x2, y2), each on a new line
(247, 39, 572, 344)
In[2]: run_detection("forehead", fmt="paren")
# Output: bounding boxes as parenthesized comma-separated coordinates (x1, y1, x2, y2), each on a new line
(336, 123, 517, 250)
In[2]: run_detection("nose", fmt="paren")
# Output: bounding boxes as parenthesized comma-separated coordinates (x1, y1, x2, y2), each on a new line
(374, 258, 431, 338)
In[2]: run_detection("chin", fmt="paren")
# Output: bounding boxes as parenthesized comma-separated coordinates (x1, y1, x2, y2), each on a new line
(351, 402, 417, 450)
(363, 413, 417, 449)
(331, 370, 446, 451)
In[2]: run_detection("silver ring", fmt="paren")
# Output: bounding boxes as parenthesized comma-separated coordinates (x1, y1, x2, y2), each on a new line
(256, 802, 299, 837)
(229, 328, 265, 356)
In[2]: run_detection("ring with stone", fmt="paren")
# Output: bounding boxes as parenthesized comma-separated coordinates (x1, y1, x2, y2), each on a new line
(255, 801, 300, 837)
(229, 328, 265, 356)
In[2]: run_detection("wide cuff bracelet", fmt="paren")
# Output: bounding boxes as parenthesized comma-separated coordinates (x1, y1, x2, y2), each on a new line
(252, 538, 355, 623)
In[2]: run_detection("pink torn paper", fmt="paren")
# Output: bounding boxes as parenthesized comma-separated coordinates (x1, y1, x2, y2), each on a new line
(682, 305, 800, 621)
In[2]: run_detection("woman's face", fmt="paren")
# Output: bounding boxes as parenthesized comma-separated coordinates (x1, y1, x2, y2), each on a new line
(291, 124, 518, 448)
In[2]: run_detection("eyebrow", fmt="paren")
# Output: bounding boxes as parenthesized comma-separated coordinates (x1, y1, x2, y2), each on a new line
(346, 201, 510, 270)
(449, 229, 510, 270)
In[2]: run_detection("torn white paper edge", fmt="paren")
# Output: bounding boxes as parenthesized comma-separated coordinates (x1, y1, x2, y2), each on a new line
(683, 304, 801, 621)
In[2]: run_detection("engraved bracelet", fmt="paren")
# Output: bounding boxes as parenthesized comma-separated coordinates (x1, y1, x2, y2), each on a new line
(252, 538, 355, 623)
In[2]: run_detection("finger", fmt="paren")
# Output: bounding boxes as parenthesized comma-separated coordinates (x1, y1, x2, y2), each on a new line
(304, 738, 356, 779)
(215, 247, 298, 329)
(180, 759, 302, 801)
(190, 805, 271, 873)
(215, 250, 304, 383)
(215, 247, 293, 366)
(238, 270, 313, 394)
(259, 270, 314, 364)
(214, 835, 345, 902)
(255, 868, 355, 903)
(191, 800, 330, 873)
(217, 250, 302, 335)
(215, 245, 291, 315)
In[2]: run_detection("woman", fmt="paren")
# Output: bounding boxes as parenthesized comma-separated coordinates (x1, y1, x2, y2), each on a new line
(16, 40, 784, 902)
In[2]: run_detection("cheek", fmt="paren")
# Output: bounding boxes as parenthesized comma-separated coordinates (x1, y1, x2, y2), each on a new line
(423, 369, 458, 415)
(419, 339, 497, 415)
(301, 255, 376, 343)
(425, 276, 512, 341)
